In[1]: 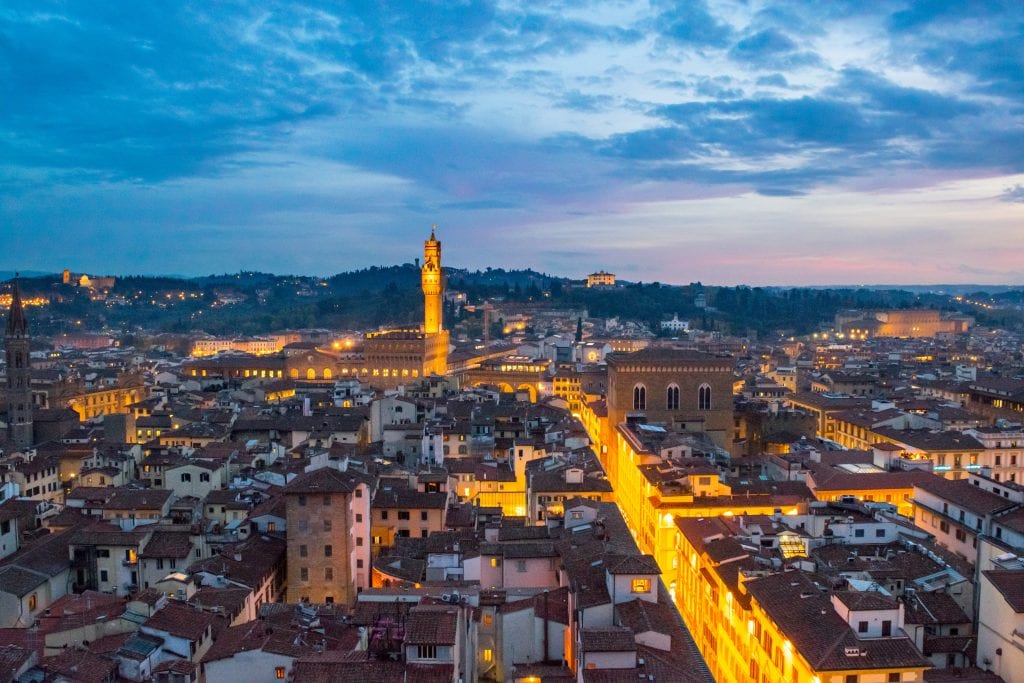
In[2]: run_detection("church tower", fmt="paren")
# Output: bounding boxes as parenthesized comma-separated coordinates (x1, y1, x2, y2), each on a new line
(6, 280, 33, 449)
(422, 226, 443, 335)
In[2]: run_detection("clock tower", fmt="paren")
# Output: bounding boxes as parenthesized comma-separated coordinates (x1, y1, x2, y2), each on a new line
(422, 226, 443, 336)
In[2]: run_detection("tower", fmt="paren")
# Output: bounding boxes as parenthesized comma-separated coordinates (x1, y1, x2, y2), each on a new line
(6, 280, 33, 449)
(422, 226, 443, 335)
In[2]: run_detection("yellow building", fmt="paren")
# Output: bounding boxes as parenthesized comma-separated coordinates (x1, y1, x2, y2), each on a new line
(66, 380, 147, 421)
(673, 517, 930, 683)
(586, 271, 616, 287)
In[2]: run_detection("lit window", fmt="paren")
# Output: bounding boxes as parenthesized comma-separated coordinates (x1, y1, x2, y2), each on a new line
(275, 667, 285, 679)
(483, 648, 493, 662)
(631, 578, 651, 593)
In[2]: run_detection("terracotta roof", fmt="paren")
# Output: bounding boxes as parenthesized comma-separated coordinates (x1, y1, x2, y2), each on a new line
(744, 572, 929, 672)
(615, 598, 677, 638)
(605, 553, 661, 575)
(143, 601, 225, 641)
(914, 477, 1017, 516)
(983, 570, 1024, 612)
(404, 605, 458, 645)
(285, 467, 365, 494)
(580, 627, 637, 652)
(38, 648, 117, 683)
(141, 530, 194, 559)
(0, 644, 34, 681)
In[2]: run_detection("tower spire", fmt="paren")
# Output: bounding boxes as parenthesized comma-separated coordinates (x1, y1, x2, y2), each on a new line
(7, 278, 26, 337)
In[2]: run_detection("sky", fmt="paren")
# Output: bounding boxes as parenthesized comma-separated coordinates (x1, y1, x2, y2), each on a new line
(1, 1, 1022, 286)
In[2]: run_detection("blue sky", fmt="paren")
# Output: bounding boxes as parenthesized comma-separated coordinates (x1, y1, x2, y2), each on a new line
(1, 1, 1022, 285)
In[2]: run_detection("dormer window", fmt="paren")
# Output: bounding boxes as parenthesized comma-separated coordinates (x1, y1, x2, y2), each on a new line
(631, 578, 651, 593)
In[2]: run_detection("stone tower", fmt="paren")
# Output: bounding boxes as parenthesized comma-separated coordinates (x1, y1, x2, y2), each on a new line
(422, 226, 443, 335)
(6, 280, 33, 449)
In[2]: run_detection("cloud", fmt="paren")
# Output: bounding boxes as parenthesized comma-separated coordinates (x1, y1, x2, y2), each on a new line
(1001, 185, 1024, 202)
(654, 0, 734, 48)
(1, 0, 1023, 283)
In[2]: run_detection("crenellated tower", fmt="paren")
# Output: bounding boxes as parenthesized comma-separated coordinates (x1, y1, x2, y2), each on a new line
(5, 279, 33, 449)
(422, 226, 443, 335)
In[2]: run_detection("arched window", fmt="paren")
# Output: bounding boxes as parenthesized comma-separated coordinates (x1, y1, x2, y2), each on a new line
(289, 368, 299, 379)
(323, 368, 333, 380)
(698, 383, 711, 410)
(306, 368, 316, 380)
(633, 383, 646, 410)
(666, 384, 680, 410)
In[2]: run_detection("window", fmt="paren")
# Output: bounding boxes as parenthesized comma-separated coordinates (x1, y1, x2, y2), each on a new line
(300, 567, 308, 581)
(28, 593, 36, 611)
(482, 648, 493, 662)
(417, 645, 438, 660)
(698, 384, 712, 410)
(100, 570, 108, 582)
(322, 518, 332, 532)
(876, 528, 885, 538)
(324, 545, 332, 557)
(381, 510, 389, 520)
(97, 548, 110, 558)
(490, 558, 500, 568)
(355, 488, 362, 498)
(846, 676, 858, 683)
(858, 621, 868, 633)
(275, 667, 285, 679)
(298, 495, 307, 506)
(631, 578, 651, 593)
(483, 613, 493, 626)
(632, 384, 646, 410)
(854, 529, 865, 538)
(888, 674, 900, 683)
(199, 473, 210, 482)
(357, 559, 363, 568)
(180, 473, 191, 482)
(421, 511, 428, 521)
(882, 620, 892, 637)
(398, 511, 410, 521)
(517, 560, 528, 572)
(299, 545, 308, 557)
(355, 514, 362, 523)
(323, 495, 331, 506)
(666, 384, 680, 410)
(324, 567, 333, 580)
(356, 537, 364, 546)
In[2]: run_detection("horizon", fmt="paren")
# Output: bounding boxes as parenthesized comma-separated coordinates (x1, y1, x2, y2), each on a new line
(3, 267, 1023, 292)
(2, 2, 1023, 284)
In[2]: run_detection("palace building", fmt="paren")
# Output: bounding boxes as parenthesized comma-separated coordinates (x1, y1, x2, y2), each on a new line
(184, 228, 451, 389)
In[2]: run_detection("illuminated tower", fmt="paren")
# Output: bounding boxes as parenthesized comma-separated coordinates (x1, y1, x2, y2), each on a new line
(5, 280, 33, 449)
(422, 226, 443, 335)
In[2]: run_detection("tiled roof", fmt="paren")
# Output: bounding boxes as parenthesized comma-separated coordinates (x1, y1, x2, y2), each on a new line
(141, 530, 194, 559)
(914, 477, 1017, 516)
(143, 601, 224, 641)
(983, 570, 1024, 612)
(372, 487, 448, 509)
(404, 605, 458, 645)
(285, 467, 365, 494)
(605, 553, 661, 575)
(580, 627, 637, 652)
(744, 572, 929, 672)
(39, 648, 118, 683)
(615, 598, 677, 638)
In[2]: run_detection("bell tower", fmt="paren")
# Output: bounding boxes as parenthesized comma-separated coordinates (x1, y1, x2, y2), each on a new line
(6, 279, 33, 449)
(422, 226, 443, 335)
